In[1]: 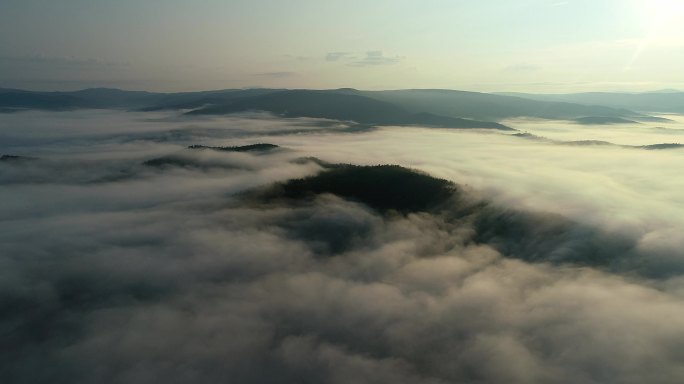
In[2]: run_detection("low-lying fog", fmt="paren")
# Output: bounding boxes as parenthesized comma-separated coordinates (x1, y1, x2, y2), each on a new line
(502, 115, 684, 145)
(2, 110, 684, 383)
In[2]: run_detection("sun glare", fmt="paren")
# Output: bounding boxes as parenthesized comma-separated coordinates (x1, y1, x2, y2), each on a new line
(637, 0, 684, 27)
(624, 0, 684, 71)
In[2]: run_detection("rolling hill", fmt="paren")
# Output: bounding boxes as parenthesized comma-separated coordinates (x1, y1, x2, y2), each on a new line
(0, 87, 658, 128)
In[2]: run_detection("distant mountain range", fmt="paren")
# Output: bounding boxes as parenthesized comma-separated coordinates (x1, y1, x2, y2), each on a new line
(1, 86, 678, 129)
(345, 89, 645, 120)
(498, 91, 684, 114)
(183, 90, 512, 130)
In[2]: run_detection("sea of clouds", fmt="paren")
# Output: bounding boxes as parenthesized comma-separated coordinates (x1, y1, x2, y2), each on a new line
(2, 110, 684, 383)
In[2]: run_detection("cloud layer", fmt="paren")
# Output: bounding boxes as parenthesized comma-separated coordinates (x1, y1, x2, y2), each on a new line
(2, 111, 684, 383)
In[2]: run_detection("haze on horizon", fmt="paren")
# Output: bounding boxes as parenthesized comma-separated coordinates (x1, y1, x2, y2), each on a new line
(2, 0, 684, 93)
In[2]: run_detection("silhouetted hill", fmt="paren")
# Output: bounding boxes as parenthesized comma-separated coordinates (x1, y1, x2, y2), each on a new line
(499, 91, 684, 114)
(0, 87, 649, 123)
(0, 89, 85, 110)
(188, 143, 280, 152)
(574, 117, 638, 125)
(186, 90, 405, 119)
(0, 87, 161, 110)
(141, 155, 246, 170)
(406, 112, 512, 130)
(142, 143, 281, 170)
(511, 132, 683, 151)
(68, 88, 159, 108)
(0, 87, 278, 111)
(142, 156, 200, 169)
(139, 88, 280, 111)
(563, 140, 616, 146)
(349, 89, 641, 120)
(185, 90, 513, 129)
(260, 164, 457, 214)
(0, 155, 37, 162)
(640, 143, 684, 150)
(254, 162, 636, 267)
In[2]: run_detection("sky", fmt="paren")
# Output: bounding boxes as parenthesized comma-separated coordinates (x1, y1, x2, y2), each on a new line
(1, 0, 684, 92)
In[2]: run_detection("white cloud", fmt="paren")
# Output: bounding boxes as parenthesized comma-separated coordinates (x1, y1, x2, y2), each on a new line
(3, 111, 684, 383)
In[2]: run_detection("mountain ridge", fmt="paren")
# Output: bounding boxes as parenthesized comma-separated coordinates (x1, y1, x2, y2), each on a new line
(0, 86, 664, 126)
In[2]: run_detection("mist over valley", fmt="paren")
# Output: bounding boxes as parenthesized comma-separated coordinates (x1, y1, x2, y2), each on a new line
(3, 100, 684, 382)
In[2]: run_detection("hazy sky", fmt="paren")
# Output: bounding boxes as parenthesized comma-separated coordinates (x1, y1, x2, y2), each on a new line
(1, 0, 683, 92)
